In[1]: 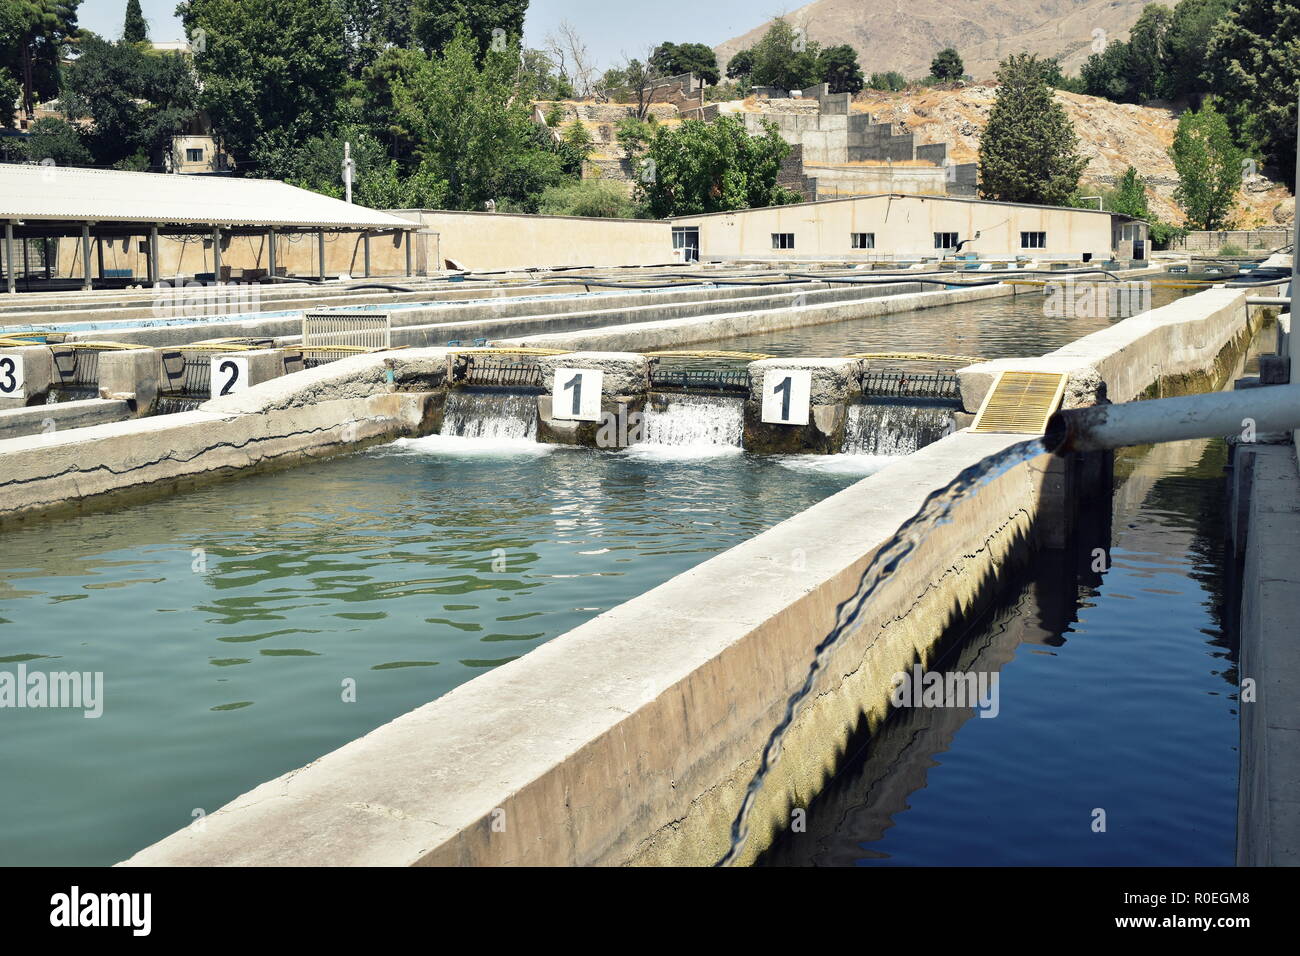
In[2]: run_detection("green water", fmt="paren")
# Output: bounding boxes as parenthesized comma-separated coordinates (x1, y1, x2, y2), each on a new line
(0, 437, 865, 865)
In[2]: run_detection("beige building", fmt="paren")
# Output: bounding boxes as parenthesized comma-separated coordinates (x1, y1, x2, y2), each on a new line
(391, 209, 673, 272)
(670, 194, 1146, 262)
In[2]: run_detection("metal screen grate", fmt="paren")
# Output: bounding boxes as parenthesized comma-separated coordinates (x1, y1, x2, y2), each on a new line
(649, 366, 751, 393)
(301, 311, 391, 350)
(859, 369, 961, 400)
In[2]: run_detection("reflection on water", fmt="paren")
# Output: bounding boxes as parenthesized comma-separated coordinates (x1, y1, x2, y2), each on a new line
(0, 442, 858, 866)
(709, 284, 1191, 360)
(760, 437, 1239, 867)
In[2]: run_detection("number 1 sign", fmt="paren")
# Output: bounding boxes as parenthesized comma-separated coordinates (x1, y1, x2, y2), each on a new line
(761, 369, 812, 425)
(551, 367, 604, 421)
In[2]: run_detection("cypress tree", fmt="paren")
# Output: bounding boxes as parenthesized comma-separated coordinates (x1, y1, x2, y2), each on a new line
(124, 0, 148, 43)
(979, 53, 1088, 206)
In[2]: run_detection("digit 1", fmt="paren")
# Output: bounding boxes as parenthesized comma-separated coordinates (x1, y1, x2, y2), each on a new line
(563, 372, 582, 415)
(774, 375, 792, 420)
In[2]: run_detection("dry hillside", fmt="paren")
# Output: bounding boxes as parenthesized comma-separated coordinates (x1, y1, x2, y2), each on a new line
(854, 86, 1294, 227)
(716, 0, 1163, 83)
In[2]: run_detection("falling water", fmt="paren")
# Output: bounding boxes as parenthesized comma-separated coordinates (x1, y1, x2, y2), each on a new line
(153, 396, 205, 415)
(440, 389, 538, 441)
(639, 393, 744, 448)
(842, 401, 956, 456)
(44, 385, 98, 404)
(717, 437, 1048, 866)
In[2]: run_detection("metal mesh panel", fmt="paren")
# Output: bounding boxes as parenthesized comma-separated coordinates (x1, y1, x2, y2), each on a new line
(859, 369, 961, 401)
(301, 311, 391, 350)
(649, 366, 751, 393)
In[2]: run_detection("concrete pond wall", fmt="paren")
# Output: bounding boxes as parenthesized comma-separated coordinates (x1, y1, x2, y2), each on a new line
(101, 280, 1277, 866)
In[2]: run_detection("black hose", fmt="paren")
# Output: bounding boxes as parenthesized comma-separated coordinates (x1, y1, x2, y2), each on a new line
(346, 283, 415, 293)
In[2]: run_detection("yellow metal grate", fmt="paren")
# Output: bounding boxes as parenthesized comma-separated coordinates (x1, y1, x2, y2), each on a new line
(970, 370, 1069, 434)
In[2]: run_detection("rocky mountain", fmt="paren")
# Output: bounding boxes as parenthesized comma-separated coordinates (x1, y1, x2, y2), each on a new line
(853, 86, 1293, 227)
(715, 0, 1164, 83)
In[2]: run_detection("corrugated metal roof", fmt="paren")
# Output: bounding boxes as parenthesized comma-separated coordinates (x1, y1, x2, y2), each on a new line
(0, 164, 417, 230)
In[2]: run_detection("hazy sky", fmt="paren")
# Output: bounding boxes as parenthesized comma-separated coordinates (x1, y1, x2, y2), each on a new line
(76, 0, 782, 69)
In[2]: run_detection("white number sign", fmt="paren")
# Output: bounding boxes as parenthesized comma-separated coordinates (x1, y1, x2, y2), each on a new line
(761, 369, 812, 425)
(551, 367, 603, 421)
(211, 356, 250, 397)
(0, 354, 24, 397)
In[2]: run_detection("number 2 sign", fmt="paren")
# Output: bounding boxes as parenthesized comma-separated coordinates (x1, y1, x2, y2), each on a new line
(761, 369, 812, 425)
(210, 357, 250, 397)
(551, 367, 603, 421)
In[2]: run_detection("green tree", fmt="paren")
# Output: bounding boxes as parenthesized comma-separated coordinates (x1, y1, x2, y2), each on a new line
(726, 48, 754, 80)
(979, 53, 1089, 205)
(1206, 0, 1300, 188)
(18, 115, 90, 164)
(535, 180, 640, 218)
(338, 0, 414, 73)
(3, 1, 80, 120)
(1170, 103, 1243, 229)
(123, 0, 146, 42)
(930, 47, 963, 81)
(1160, 0, 1233, 102)
(178, 0, 346, 162)
(1109, 166, 1151, 220)
(412, 0, 527, 55)
(867, 70, 906, 91)
(1126, 4, 1171, 102)
(61, 33, 198, 167)
(390, 27, 564, 210)
(257, 126, 447, 209)
(818, 44, 863, 94)
(650, 41, 720, 85)
(636, 115, 802, 217)
(750, 18, 821, 91)
(1080, 40, 1129, 100)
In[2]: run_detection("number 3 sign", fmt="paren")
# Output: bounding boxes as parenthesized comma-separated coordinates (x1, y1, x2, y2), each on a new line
(551, 367, 603, 421)
(761, 369, 812, 425)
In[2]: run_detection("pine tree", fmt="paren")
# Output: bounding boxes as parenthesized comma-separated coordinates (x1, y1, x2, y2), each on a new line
(978, 53, 1089, 206)
(124, 0, 148, 43)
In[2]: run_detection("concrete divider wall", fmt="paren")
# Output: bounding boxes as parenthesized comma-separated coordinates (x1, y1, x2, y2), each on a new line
(0, 349, 453, 525)
(505, 282, 1018, 353)
(958, 286, 1279, 413)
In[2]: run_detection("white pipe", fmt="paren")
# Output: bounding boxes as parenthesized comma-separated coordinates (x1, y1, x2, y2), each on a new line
(1248, 297, 1291, 306)
(1045, 384, 1300, 453)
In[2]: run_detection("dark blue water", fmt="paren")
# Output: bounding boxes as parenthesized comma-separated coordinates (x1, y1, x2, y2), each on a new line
(760, 437, 1240, 866)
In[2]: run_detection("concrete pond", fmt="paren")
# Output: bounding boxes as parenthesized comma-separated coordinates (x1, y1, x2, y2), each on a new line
(0, 267, 1293, 866)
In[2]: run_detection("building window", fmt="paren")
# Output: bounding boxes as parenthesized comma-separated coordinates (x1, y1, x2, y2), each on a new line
(851, 232, 875, 249)
(771, 232, 795, 250)
(186, 148, 204, 163)
(1021, 231, 1047, 249)
(934, 232, 959, 250)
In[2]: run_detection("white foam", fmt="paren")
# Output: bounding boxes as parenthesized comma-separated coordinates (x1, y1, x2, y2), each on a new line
(621, 442, 744, 462)
(774, 453, 897, 476)
(386, 434, 555, 457)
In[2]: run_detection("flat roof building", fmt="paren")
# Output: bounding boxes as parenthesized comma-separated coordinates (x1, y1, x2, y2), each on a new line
(669, 193, 1148, 263)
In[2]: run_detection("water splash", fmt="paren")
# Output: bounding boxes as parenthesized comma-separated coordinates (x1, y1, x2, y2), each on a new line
(842, 402, 955, 456)
(440, 390, 538, 441)
(639, 393, 744, 449)
(716, 436, 1047, 866)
